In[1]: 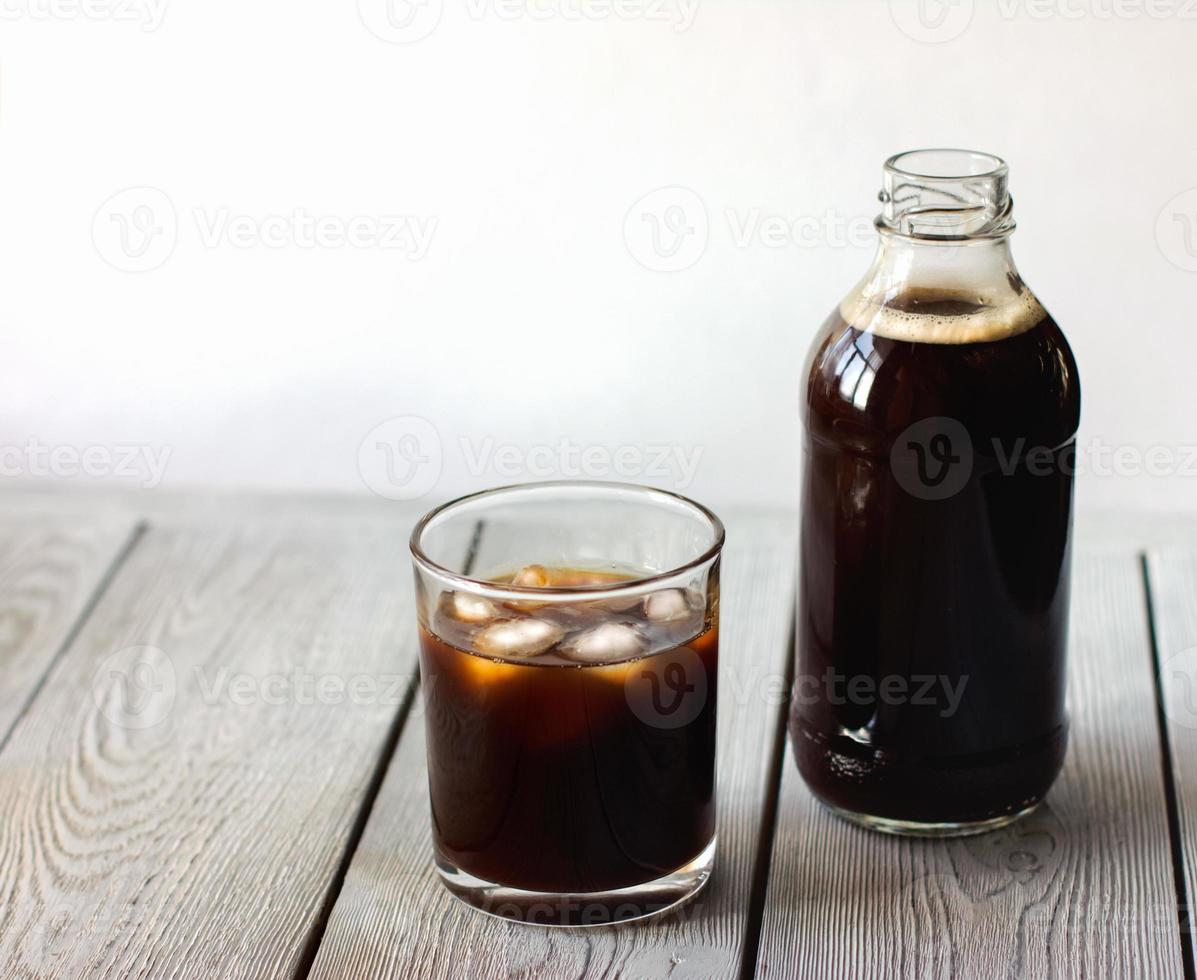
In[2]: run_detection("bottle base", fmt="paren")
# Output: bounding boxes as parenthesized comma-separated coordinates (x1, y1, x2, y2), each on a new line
(434, 836, 716, 927)
(822, 801, 1041, 838)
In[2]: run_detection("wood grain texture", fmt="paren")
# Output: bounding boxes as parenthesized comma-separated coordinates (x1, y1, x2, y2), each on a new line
(756, 550, 1186, 979)
(0, 515, 138, 745)
(0, 487, 427, 529)
(308, 511, 798, 980)
(0, 520, 421, 979)
(1146, 548, 1197, 956)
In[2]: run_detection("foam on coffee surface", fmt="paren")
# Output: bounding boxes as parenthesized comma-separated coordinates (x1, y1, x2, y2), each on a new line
(839, 287, 1046, 345)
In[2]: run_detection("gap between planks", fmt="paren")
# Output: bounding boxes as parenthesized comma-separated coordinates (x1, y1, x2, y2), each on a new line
(0, 517, 145, 754)
(295, 519, 485, 980)
(1144, 552, 1197, 980)
(736, 615, 795, 980)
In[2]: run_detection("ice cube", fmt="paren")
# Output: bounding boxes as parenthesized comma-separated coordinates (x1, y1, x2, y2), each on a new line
(438, 591, 499, 625)
(473, 618, 564, 659)
(503, 565, 557, 612)
(643, 588, 700, 623)
(560, 622, 647, 665)
(541, 601, 597, 629)
(511, 564, 552, 588)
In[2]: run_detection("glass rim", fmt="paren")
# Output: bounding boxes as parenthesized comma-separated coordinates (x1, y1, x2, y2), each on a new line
(884, 148, 1008, 182)
(409, 480, 726, 599)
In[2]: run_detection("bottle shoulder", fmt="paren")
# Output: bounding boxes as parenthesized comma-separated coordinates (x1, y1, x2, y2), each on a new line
(803, 305, 1081, 446)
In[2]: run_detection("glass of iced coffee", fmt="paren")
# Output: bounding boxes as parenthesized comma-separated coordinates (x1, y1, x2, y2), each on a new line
(410, 481, 723, 926)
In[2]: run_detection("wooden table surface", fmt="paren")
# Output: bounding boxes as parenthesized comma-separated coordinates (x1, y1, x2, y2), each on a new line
(0, 491, 1194, 979)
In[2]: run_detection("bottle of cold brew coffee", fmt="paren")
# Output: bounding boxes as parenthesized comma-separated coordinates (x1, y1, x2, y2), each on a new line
(792, 149, 1080, 835)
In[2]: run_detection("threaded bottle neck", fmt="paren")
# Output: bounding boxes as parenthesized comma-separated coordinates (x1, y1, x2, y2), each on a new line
(878, 149, 1014, 241)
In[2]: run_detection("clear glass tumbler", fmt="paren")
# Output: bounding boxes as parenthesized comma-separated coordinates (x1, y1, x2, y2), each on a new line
(410, 481, 724, 926)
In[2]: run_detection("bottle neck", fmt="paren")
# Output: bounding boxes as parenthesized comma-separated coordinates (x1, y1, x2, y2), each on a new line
(879, 148, 1015, 240)
(840, 149, 1044, 344)
(857, 233, 1024, 304)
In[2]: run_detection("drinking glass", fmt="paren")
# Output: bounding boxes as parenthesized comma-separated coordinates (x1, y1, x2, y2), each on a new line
(410, 481, 724, 926)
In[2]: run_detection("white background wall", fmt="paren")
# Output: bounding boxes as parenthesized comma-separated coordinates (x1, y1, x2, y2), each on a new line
(2, 0, 1195, 513)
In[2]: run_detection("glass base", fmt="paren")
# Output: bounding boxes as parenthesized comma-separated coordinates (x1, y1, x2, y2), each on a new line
(824, 802, 1040, 838)
(434, 836, 716, 927)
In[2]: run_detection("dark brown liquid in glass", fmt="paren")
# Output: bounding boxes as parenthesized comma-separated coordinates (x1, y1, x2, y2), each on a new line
(792, 291, 1081, 825)
(420, 570, 717, 894)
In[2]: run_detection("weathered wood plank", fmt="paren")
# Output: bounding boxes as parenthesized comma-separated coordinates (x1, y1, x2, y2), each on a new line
(756, 550, 1185, 979)
(0, 486, 427, 529)
(0, 520, 421, 979)
(0, 515, 138, 746)
(309, 511, 798, 979)
(1146, 548, 1197, 965)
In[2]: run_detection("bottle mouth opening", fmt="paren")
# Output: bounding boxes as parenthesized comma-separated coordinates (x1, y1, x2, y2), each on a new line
(879, 148, 1014, 241)
(886, 149, 1007, 181)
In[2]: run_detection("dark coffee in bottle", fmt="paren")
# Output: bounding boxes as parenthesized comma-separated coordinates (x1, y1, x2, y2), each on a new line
(791, 151, 1081, 835)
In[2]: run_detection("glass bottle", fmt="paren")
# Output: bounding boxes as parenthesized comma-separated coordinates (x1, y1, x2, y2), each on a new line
(791, 149, 1081, 835)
